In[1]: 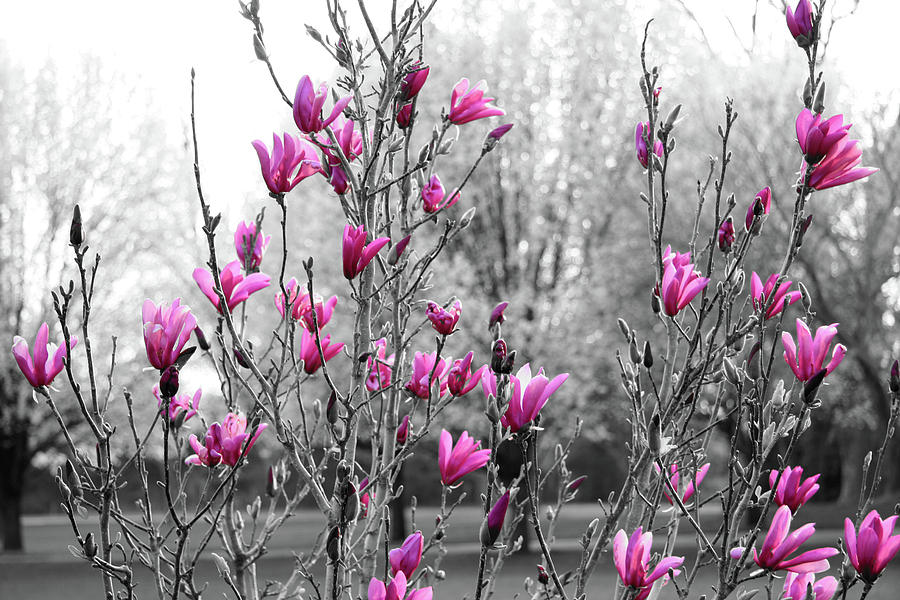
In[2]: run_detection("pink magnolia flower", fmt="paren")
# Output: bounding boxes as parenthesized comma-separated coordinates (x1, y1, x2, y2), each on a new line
(751, 272, 801, 320)
(275, 277, 312, 321)
(635, 121, 664, 169)
(300, 295, 338, 332)
(447, 351, 487, 397)
(299, 328, 344, 375)
(730, 505, 837, 573)
(366, 338, 395, 392)
(292, 75, 352, 134)
(448, 78, 505, 125)
(359, 477, 370, 517)
(785, 0, 814, 47)
(438, 429, 491, 485)
(251, 133, 322, 195)
(395, 102, 413, 129)
(234, 221, 271, 272)
(482, 363, 568, 433)
(480, 490, 510, 546)
(399, 62, 429, 102)
(318, 116, 364, 195)
(185, 412, 267, 467)
(613, 528, 684, 600)
(782, 319, 846, 382)
(783, 573, 837, 600)
(389, 531, 424, 578)
(142, 299, 196, 371)
(844, 510, 900, 583)
(342, 224, 390, 280)
(657, 248, 710, 317)
(745, 187, 773, 232)
(406, 351, 451, 399)
(795, 109, 877, 190)
(654, 462, 710, 505)
(421, 174, 460, 213)
(426, 300, 461, 335)
(770, 467, 820, 513)
(193, 260, 271, 314)
(488, 123, 514, 140)
(11, 323, 77, 388)
(154, 384, 201, 425)
(396, 415, 410, 445)
(368, 572, 432, 600)
(489, 301, 509, 328)
(718, 217, 735, 252)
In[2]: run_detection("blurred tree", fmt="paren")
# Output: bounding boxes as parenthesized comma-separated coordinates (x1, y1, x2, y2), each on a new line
(0, 52, 193, 550)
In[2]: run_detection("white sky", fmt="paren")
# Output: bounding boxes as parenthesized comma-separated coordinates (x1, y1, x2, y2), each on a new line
(2, 0, 897, 209)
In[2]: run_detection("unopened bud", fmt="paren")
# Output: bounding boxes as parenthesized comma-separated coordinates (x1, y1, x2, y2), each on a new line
(863, 451, 873, 472)
(83, 532, 97, 559)
(723, 357, 740, 385)
(491, 339, 508, 373)
(650, 294, 661, 314)
(663, 103, 682, 131)
(537, 565, 550, 585)
(629, 338, 642, 364)
(501, 350, 516, 375)
(798, 282, 812, 313)
(459, 207, 476, 230)
(648, 413, 661, 455)
(617, 318, 630, 339)
(65, 459, 83, 500)
(159, 366, 179, 399)
(194, 326, 210, 351)
(326, 526, 341, 561)
(890, 360, 900, 393)
(252, 34, 267, 61)
(813, 82, 826, 115)
(388, 234, 411, 266)
(803, 80, 814, 107)
(70, 205, 84, 248)
(485, 395, 500, 423)
(438, 139, 454, 155)
(212, 552, 230, 577)
(249, 497, 261, 521)
(266, 466, 278, 497)
(417, 144, 430, 164)
(233, 346, 251, 369)
(326, 391, 338, 425)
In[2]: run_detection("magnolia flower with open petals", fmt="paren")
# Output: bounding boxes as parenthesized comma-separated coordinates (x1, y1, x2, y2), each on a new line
(782, 319, 846, 382)
(482, 363, 568, 432)
(448, 78, 505, 125)
(193, 261, 271, 314)
(406, 352, 451, 399)
(795, 109, 877, 191)
(786, 0, 814, 47)
(11, 323, 77, 388)
(770, 466, 820, 513)
(154, 385, 201, 425)
(438, 429, 491, 485)
(489, 301, 509, 328)
(297, 296, 338, 332)
(275, 277, 312, 321)
(342, 224, 390, 280)
(447, 352, 487, 397)
(730, 505, 837, 573)
(635, 121, 664, 169)
(783, 573, 837, 600)
(389, 531, 424, 578)
(234, 221, 271, 272)
(366, 338, 395, 392)
(400, 62, 429, 102)
(421, 175, 460, 213)
(426, 300, 461, 335)
(299, 328, 344, 375)
(368, 572, 433, 600)
(654, 462, 710, 505)
(844, 510, 900, 583)
(613, 528, 684, 600)
(142, 299, 196, 371)
(745, 187, 772, 232)
(185, 413, 266, 467)
(293, 75, 352, 134)
(752, 272, 801, 320)
(251, 133, 321, 195)
(657, 248, 709, 317)
(317, 116, 363, 195)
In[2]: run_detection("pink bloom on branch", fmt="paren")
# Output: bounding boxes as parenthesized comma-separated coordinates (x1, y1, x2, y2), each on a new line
(751, 272, 801, 320)
(657, 247, 710, 317)
(447, 351, 487, 397)
(421, 175, 460, 213)
(359, 477, 370, 517)
(299, 328, 344, 375)
(396, 415, 410, 445)
(154, 385, 201, 425)
(729, 505, 837, 573)
(366, 338, 395, 392)
(234, 221, 271, 272)
(770, 466, 820, 513)
(795, 109, 877, 190)
(317, 116, 363, 195)
(300, 295, 338, 332)
(193, 261, 271, 314)
(275, 278, 312, 321)
(396, 102, 413, 129)
(844, 510, 900, 583)
(11, 323, 77, 388)
(400, 62, 429, 102)
(718, 217, 735, 252)
(745, 187, 772, 232)
(613, 528, 684, 600)
(488, 123, 514, 140)
(785, 0, 814, 47)
(635, 121, 663, 169)
(251, 133, 322, 195)
(342, 224, 390, 280)
(480, 490, 510, 546)
(292, 75, 352, 134)
(448, 78, 505, 125)
(489, 301, 509, 328)
(426, 300, 461, 336)
(654, 462, 710, 505)
(783, 572, 837, 600)
(406, 351, 451, 399)
(142, 299, 196, 371)
(368, 572, 432, 600)
(389, 531, 424, 578)
(782, 319, 846, 382)
(185, 412, 266, 467)
(438, 429, 491, 485)
(482, 363, 568, 433)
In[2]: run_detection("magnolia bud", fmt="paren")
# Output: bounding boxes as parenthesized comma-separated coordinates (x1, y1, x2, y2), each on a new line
(252, 34, 267, 61)
(629, 339, 642, 364)
(485, 394, 500, 423)
(663, 103, 682, 131)
(326, 391, 338, 425)
(65, 459, 83, 501)
(491, 339, 508, 373)
(479, 490, 510, 547)
(248, 497, 261, 521)
(648, 413, 661, 455)
(537, 565, 550, 585)
(650, 294, 661, 314)
(459, 207, 476, 230)
(813, 82, 826, 115)
(723, 357, 740, 385)
(803, 79, 814, 106)
(211, 552, 230, 577)
(799, 282, 812, 313)
(266, 466, 278, 498)
(642, 341, 653, 369)
(83, 532, 97, 559)
(194, 326, 210, 351)
(803, 369, 827, 405)
(159, 366, 179, 399)
(388, 234, 412, 266)
(70, 205, 84, 248)
(890, 360, 900, 393)
(617, 318, 630, 339)
(326, 526, 341, 561)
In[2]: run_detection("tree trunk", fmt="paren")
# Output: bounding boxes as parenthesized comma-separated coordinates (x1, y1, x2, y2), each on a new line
(0, 415, 29, 552)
